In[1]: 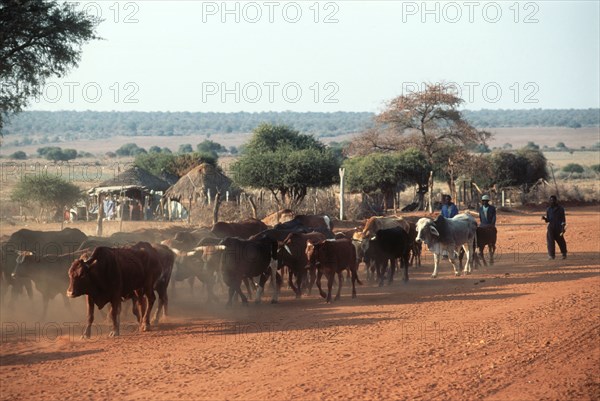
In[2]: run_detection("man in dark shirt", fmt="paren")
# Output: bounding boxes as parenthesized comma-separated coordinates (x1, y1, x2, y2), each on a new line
(479, 194, 496, 227)
(542, 195, 567, 260)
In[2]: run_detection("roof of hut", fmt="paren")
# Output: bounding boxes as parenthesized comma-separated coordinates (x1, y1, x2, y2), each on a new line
(92, 166, 170, 194)
(163, 163, 240, 202)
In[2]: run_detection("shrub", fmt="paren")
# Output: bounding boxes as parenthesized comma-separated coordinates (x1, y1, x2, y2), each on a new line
(562, 163, 584, 173)
(9, 151, 27, 160)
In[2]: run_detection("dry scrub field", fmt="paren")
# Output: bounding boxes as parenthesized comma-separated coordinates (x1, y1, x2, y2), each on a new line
(1, 206, 599, 401)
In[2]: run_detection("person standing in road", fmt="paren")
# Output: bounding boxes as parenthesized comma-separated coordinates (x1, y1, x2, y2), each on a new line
(542, 195, 567, 260)
(479, 195, 496, 227)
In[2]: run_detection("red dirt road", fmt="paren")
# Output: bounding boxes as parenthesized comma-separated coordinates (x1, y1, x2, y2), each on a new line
(1, 207, 599, 400)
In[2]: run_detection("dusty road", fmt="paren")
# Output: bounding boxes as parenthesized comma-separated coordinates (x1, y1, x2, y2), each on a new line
(1, 206, 599, 400)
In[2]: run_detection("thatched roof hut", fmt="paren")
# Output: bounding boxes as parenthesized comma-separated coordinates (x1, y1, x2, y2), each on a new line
(88, 166, 170, 196)
(163, 163, 240, 204)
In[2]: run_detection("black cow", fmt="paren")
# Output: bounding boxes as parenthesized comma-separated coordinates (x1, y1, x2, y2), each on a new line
(67, 245, 162, 338)
(2, 228, 87, 301)
(211, 219, 269, 239)
(144, 243, 175, 323)
(219, 236, 279, 306)
(369, 227, 412, 286)
(170, 240, 223, 304)
(459, 226, 497, 267)
(278, 232, 327, 298)
(11, 250, 85, 318)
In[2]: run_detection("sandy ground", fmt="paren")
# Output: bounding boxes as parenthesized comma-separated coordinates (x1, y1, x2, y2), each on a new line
(0, 206, 599, 401)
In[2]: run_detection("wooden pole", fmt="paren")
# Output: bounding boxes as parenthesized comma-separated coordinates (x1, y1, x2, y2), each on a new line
(339, 168, 345, 220)
(96, 194, 104, 237)
(212, 192, 222, 225)
(427, 171, 434, 213)
(188, 198, 192, 224)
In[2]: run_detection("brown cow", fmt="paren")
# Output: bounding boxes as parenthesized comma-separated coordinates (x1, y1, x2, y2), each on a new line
(211, 219, 269, 239)
(305, 239, 362, 303)
(67, 244, 162, 338)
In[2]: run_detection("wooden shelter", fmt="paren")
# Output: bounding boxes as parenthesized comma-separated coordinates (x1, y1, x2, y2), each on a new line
(87, 166, 170, 221)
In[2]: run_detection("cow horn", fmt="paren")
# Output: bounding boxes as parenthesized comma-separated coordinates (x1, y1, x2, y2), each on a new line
(430, 226, 440, 236)
(284, 245, 292, 255)
(370, 236, 377, 241)
(194, 245, 226, 252)
(15, 254, 25, 264)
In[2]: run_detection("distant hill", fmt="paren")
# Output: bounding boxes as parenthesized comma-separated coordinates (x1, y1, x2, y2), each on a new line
(2, 109, 598, 146)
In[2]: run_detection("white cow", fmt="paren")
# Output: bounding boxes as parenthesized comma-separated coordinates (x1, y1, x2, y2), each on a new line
(415, 214, 478, 278)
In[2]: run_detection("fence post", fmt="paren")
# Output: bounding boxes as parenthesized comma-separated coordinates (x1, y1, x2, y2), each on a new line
(339, 168, 345, 220)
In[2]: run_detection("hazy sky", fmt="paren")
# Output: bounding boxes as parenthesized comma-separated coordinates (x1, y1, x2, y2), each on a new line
(27, 0, 600, 113)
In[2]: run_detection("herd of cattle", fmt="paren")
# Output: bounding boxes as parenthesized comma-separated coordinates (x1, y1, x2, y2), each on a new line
(0, 213, 497, 338)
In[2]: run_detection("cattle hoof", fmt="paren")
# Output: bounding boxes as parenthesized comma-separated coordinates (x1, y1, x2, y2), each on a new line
(378, 282, 384, 287)
(270, 299, 279, 304)
(141, 324, 150, 332)
(80, 334, 90, 340)
(454, 272, 461, 277)
(431, 274, 437, 279)
(108, 331, 119, 337)
(352, 293, 357, 299)
(319, 292, 327, 299)
(334, 295, 340, 301)
(254, 300, 262, 305)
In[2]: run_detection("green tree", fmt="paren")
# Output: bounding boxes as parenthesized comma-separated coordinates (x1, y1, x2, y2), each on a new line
(197, 139, 226, 155)
(178, 143, 193, 154)
(9, 150, 26, 159)
(134, 151, 217, 177)
(591, 164, 600, 173)
(516, 148, 548, 184)
(484, 149, 548, 189)
(149, 146, 162, 153)
(344, 148, 430, 210)
(11, 175, 82, 220)
(524, 141, 540, 150)
(115, 143, 146, 157)
(562, 163, 584, 173)
(231, 124, 339, 208)
(0, 0, 100, 132)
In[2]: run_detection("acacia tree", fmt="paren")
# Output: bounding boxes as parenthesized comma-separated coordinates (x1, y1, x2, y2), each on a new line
(343, 148, 430, 212)
(231, 123, 339, 209)
(11, 175, 82, 221)
(350, 83, 490, 211)
(0, 0, 100, 132)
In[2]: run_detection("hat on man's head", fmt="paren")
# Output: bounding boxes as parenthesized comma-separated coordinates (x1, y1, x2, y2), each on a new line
(481, 195, 490, 201)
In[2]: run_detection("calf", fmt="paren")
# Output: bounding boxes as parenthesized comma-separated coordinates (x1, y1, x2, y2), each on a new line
(305, 239, 362, 303)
